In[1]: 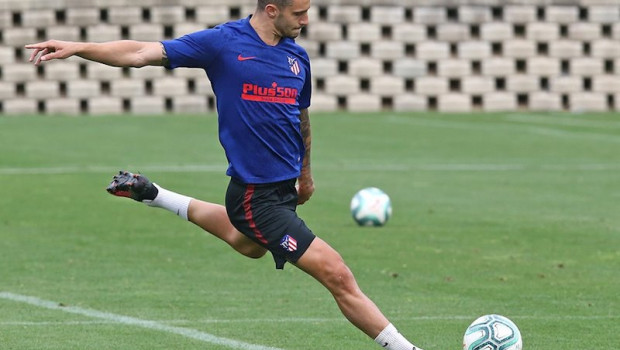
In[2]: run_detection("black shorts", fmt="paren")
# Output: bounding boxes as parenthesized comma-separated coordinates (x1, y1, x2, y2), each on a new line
(225, 177, 316, 269)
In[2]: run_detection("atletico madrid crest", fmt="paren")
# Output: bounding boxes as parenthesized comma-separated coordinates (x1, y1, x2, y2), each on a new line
(280, 234, 298, 252)
(288, 56, 300, 75)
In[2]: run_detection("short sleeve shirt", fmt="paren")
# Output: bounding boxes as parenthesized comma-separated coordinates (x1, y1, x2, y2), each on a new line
(162, 17, 312, 184)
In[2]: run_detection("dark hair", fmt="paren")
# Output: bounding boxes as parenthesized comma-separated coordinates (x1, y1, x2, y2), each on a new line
(256, 0, 293, 11)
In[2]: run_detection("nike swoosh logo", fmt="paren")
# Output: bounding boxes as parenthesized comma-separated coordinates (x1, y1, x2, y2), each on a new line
(382, 342, 389, 348)
(237, 54, 256, 61)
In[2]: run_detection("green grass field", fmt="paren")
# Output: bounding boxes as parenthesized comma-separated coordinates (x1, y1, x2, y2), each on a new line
(1, 112, 618, 349)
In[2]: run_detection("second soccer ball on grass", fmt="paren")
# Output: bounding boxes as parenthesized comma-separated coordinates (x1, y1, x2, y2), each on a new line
(350, 187, 392, 227)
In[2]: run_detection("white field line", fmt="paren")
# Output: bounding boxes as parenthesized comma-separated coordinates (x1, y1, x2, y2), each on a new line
(386, 114, 508, 132)
(1, 163, 620, 176)
(0, 292, 285, 350)
(386, 114, 620, 143)
(506, 114, 620, 129)
(528, 126, 620, 143)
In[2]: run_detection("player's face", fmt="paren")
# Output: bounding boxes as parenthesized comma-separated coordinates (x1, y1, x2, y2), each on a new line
(274, 0, 310, 38)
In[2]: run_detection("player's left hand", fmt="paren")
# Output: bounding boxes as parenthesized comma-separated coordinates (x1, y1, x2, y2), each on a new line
(296, 177, 314, 205)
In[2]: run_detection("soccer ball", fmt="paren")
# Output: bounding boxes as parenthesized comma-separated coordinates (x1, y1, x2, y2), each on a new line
(350, 187, 392, 226)
(463, 314, 522, 350)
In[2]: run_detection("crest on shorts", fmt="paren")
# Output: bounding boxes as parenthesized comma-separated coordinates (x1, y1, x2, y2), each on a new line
(288, 56, 300, 76)
(280, 234, 298, 252)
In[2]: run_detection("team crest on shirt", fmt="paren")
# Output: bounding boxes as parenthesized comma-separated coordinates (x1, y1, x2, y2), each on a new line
(280, 234, 298, 252)
(288, 56, 300, 76)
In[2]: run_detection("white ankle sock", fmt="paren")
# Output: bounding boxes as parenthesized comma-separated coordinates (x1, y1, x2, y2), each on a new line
(144, 184, 192, 220)
(374, 323, 420, 350)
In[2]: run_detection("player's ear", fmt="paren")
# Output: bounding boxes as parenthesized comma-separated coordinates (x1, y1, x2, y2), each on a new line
(265, 4, 279, 18)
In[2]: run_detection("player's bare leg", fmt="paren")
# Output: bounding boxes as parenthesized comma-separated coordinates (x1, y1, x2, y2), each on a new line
(187, 200, 267, 258)
(295, 237, 423, 350)
(106, 171, 267, 259)
(108, 171, 420, 349)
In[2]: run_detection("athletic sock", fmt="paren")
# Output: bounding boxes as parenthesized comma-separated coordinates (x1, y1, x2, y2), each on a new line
(143, 184, 192, 220)
(374, 323, 421, 350)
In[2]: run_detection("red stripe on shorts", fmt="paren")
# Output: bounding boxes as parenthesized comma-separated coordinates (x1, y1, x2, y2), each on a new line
(243, 185, 268, 244)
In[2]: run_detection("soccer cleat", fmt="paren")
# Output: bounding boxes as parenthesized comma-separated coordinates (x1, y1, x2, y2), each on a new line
(106, 170, 158, 202)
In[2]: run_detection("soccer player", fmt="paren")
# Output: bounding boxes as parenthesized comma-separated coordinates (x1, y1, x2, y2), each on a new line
(26, 1, 424, 349)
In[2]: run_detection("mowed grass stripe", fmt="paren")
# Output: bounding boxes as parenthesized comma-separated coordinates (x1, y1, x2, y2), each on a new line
(1, 163, 620, 175)
(1, 314, 618, 327)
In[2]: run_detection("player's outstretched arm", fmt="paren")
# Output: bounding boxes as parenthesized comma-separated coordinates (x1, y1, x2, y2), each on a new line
(296, 108, 314, 205)
(25, 40, 164, 68)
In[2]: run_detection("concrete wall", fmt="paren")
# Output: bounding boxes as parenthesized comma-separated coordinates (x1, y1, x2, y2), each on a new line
(1, 0, 619, 114)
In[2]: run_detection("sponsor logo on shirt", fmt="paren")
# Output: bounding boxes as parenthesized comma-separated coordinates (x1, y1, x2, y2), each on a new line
(242, 82, 298, 104)
(237, 54, 257, 61)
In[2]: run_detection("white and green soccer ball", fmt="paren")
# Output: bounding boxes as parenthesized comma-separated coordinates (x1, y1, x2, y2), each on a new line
(463, 314, 522, 350)
(350, 187, 392, 226)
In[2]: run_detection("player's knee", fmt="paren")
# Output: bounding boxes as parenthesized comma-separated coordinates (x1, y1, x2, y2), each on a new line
(320, 258, 358, 297)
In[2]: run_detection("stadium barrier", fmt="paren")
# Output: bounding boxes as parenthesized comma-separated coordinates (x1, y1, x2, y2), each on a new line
(0, 0, 619, 114)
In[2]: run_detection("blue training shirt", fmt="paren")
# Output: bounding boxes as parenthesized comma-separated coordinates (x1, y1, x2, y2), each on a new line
(161, 16, 312, 184)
